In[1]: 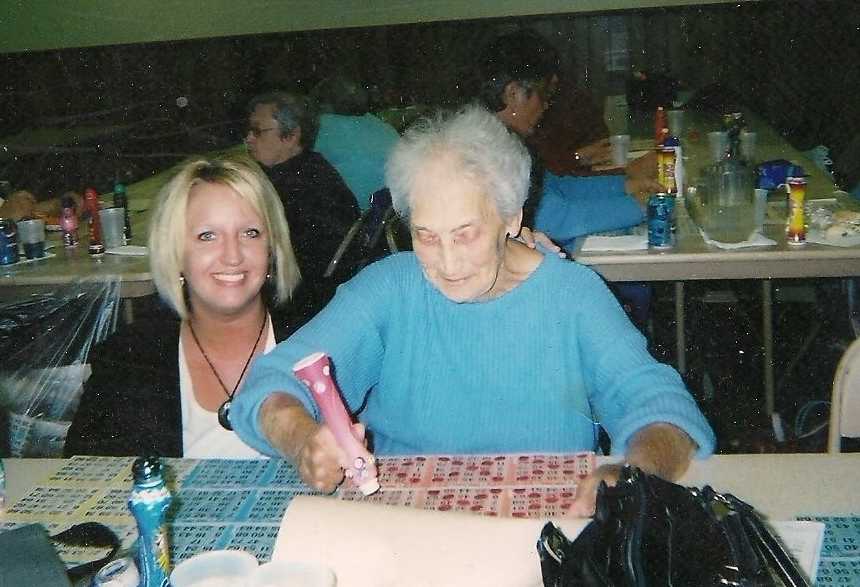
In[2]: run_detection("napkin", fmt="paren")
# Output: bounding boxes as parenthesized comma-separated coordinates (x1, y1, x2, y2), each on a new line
(105, 245, 148, 256)
(807, 227, 860, 247)
(700, 229, 777, 249)
(579, 234, 648, 252)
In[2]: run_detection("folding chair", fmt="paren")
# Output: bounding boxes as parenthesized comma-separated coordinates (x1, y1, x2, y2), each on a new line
(324, 188, 408, 281)
(828, 336, 860, 453)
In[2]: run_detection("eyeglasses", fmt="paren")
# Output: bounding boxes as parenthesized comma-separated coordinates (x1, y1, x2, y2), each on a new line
(527, 79, 558, 104)
(246, 126, 279, 138)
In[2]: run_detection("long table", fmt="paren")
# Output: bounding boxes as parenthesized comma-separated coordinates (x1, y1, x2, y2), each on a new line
(2, 454, 859, 584)
(573, 109, 860, 417)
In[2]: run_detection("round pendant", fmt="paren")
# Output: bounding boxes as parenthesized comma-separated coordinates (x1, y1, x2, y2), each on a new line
(218, 400, 233, 431)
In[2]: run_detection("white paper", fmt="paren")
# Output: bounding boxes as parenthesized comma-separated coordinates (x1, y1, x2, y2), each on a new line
(771, 520, 825, 583)
(580, 235, 648, 252)
(273, 496, 588, 587)
(105, 245, 148, 256)
(700, 228, 777, 249)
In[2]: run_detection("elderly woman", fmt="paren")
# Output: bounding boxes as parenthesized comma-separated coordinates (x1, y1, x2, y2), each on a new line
(230, 106, 714, 510)
(65, 155, 301, 458)
(246, 91, 360, 325)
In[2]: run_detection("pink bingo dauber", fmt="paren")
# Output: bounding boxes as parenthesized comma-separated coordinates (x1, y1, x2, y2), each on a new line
(293, 352, 380, 495)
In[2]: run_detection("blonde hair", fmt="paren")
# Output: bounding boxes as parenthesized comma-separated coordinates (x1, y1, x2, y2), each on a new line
(148, 154, 300, 319)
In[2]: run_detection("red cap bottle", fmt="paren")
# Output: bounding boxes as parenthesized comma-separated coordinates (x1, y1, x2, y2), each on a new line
(84, 188, 105, 256)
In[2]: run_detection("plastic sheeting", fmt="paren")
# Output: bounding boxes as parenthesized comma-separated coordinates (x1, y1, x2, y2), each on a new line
(0, 278, 121, 457)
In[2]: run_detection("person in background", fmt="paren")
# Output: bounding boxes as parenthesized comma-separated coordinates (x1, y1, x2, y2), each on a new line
(229, 106, 715, 514)
(245, 91, 360, 325)
(65, 155, 301, 458)
(0, 189, 83, 223)
(477, 30, 661, 253)
(311, 75, 401, 211)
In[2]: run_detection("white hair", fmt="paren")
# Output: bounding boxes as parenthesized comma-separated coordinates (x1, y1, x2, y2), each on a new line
(385, 105, 531, 220)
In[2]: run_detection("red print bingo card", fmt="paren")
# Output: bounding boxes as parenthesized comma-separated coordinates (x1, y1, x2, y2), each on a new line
(338, 452, 595, 518)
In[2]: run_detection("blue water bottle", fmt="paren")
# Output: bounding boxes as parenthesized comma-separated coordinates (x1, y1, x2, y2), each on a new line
(128, 456, 172, 587)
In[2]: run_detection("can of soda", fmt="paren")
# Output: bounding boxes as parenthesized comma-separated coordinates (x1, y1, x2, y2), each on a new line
(91, 557, 140, 587)
(0, 218, 19, 265)
(647, 193, 675, 249)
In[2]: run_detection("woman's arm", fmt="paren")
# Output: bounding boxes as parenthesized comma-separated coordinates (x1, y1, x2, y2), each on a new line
(569, 422, 697, 516)
(260, 393, 365, 492)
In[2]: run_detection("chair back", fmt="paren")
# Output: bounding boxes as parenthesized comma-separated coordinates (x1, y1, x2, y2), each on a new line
(828, 337, 860, 453)
(324, 188, 411, 281)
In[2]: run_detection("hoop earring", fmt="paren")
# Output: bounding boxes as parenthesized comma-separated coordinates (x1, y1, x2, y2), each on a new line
(179, 274, 186, 287)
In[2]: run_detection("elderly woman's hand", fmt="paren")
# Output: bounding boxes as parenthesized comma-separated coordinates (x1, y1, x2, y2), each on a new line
(575, 138, 613, 168)
(295, 422, 368, 493)
(517, 227, 567, 258)
(568, 463, 623, 517)
(261, 393, 369, 493)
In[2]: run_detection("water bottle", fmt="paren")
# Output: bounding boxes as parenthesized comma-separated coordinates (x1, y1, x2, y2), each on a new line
(128, 456, 172, 587)
(113, 181, 132, 240)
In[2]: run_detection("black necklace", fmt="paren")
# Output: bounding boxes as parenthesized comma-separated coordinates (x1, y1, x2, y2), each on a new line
(188, 314, 267, 431)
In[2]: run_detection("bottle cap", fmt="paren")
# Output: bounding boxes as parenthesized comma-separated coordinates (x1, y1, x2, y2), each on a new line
(132, 456, 163, 483)
(358, 477, 380, 496)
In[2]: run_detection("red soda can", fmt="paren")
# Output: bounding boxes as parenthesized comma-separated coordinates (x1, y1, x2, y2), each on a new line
(786, 176, 807, 245)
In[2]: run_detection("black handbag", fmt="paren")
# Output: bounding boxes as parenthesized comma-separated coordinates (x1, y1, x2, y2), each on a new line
(537, 466, 810, 586)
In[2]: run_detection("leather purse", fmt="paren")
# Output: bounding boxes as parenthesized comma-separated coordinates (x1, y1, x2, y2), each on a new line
(537, 466, 810, 586)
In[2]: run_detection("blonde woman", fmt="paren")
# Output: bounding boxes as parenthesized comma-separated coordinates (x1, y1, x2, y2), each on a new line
(66, 155, 300, 458)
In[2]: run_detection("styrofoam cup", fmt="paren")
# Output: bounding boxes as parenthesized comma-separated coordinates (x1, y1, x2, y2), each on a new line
(249, 560, 337, 587)
(609, 134, 631, 167)
(170, 549, 259, 587)
(99, 207, 126, 249)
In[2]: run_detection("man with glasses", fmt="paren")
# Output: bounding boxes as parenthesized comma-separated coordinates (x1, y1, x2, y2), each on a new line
(246, 91, 359, 326)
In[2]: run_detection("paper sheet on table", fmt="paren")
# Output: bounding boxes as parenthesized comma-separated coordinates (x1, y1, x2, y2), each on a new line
(700, 229, 777, 249)
(579, 234, 648, 251)
(273, 496, 588, 587)
(105, 245, 148, 256)
(807, 228, 860, 248)
(770, 520, 825, 582)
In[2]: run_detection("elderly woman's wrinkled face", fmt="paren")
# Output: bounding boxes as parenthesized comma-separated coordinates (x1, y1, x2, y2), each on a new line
(246, 103, 301, 167)
(409, 154, 520, 303)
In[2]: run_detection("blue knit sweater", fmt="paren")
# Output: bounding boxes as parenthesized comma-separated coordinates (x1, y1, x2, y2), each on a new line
(232, 252, 715, 457)
(535, 173, 645, 251)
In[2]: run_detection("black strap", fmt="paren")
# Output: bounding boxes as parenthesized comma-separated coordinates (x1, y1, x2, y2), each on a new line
(51, 522, 121, 582)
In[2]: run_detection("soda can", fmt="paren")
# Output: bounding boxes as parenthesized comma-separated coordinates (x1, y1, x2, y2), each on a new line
(786, 176, 807, 245)
(91, 557, 140, 587)
(0, 218, 19, 265)
(647, 193, 675, 249)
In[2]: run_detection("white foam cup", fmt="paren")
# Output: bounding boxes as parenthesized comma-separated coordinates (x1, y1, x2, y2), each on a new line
(170, 549, 260, 587)
(249, 560, 337, 587)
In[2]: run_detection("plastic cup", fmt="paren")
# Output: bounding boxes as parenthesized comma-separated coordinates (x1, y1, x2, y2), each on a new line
(708, 131, 729, 163)
(667, 109, 684, 138)
(740, 131, 758, 162)
(99, 207, 126, 249)
(753, 188, 768, 234)
(17, 218, 46, 259)
(250, 560, 337, 587)
(609, 134, 631, 167)
(170, 549, 259, 587)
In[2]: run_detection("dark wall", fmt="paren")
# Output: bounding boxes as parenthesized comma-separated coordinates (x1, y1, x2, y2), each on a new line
(1, 0, 857, 197)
